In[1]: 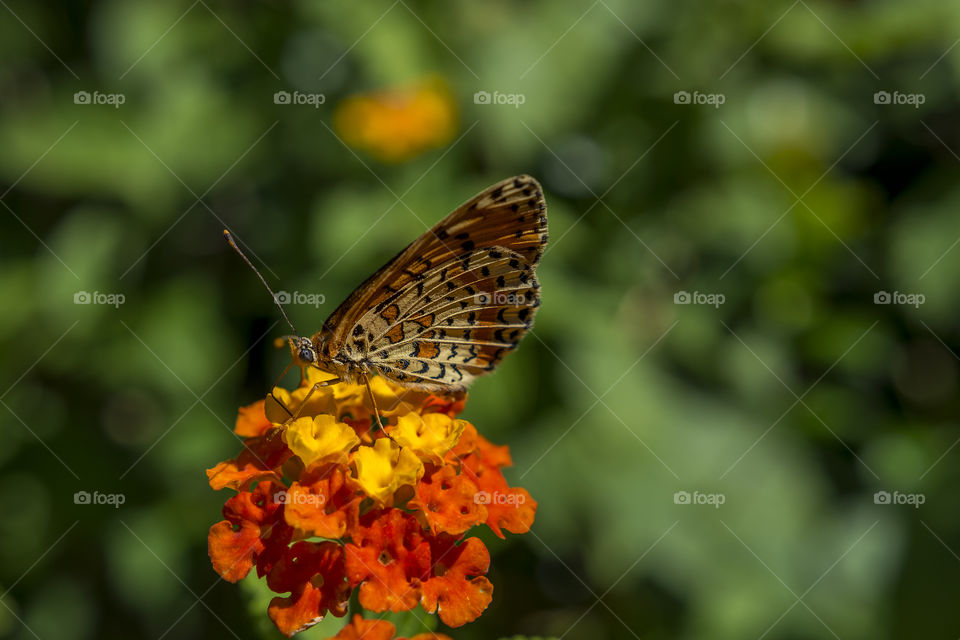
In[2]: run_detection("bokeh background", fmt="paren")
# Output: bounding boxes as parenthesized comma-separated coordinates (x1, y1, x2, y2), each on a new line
(3, 1, 960, 638)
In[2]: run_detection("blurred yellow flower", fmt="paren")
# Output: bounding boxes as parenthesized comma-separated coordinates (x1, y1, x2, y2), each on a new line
(283, 415, 360, 467)
(334, 78, 458, 163)
(391, 413, 465, 465)
(351, 438, 424, 504)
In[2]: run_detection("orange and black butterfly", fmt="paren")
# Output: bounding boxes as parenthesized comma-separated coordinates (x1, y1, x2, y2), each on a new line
(226, 175, 547, 411)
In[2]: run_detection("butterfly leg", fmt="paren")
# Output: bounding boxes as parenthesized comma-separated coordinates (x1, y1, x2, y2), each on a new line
(268, 361, 297, 419)
(361, 373, 386, 434)
(281, 376, 343, 426)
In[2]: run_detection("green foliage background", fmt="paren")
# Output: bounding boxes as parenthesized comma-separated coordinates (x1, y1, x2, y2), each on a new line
(2, 1, 960, 639)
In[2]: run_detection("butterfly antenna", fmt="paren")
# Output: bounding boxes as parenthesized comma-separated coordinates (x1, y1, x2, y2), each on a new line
(223, 229, 300, 337)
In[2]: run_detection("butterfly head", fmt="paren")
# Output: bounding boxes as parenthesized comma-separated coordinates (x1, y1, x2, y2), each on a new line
(287, 335, 320, 366)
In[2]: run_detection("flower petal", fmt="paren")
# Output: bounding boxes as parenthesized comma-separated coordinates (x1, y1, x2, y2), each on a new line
(457, 431, 536, 538)
(331, 614, 396, 640)
(420, 536, 492, 627)
(267, 541, 350, 637)
(391, 414, 465, 465)
(419, 392, 467, 419)
(409, 465, 484, 536)
(206, 432, 290, 491)
(328, 613, 454, 640)
(208, 519, 262, 582)
(208, 481, 292, 581)
(284, 415, 361, 467)
(235, 399, 272, 437)
(352, 439, 424, 505)
(345, 509, 431, 612)
(462, 457, 537, 538)
(283, 463, 360, 540)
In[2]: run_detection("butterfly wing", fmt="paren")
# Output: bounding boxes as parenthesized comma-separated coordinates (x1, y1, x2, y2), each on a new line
(316, 175, 547, 391)
(358, 247, 540, 390)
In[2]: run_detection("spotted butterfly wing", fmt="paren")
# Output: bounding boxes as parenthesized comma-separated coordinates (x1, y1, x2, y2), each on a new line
(314, 175, 548, 391)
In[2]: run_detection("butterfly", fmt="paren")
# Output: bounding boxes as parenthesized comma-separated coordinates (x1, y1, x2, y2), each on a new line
(226, 175, 547, 417)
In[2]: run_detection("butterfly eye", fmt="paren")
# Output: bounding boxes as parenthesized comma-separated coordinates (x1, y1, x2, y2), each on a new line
(299, 348, 315, 363)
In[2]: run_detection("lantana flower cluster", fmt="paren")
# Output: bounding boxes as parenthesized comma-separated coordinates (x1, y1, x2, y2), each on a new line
(207, 368, 536, 637)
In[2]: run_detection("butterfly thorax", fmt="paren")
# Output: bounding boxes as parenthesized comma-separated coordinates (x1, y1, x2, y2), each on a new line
(316, 329, 368, 380)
